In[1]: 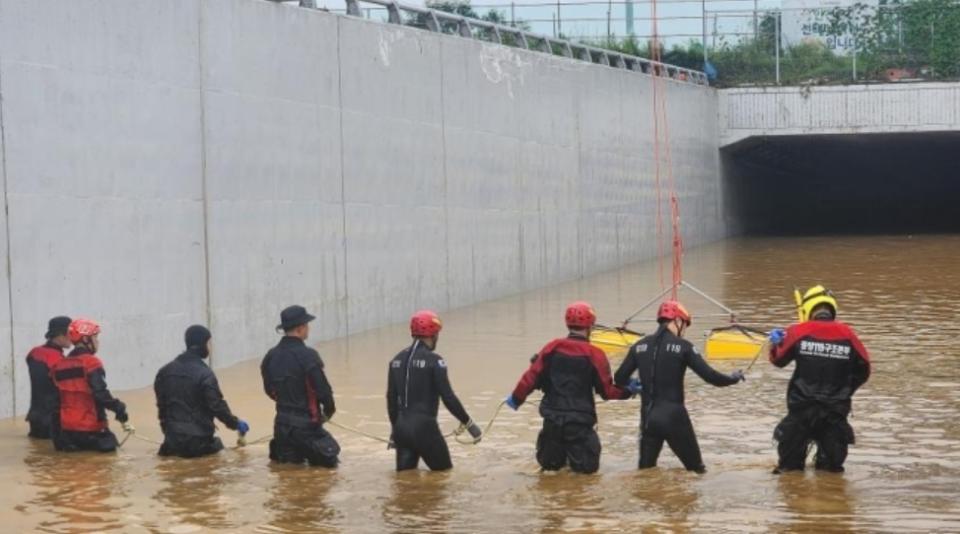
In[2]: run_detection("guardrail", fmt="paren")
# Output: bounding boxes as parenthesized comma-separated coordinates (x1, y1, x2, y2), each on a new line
(271, 0, 708, 85)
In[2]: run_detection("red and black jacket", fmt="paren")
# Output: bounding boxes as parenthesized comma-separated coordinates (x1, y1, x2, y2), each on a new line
(769, 320, 871, 415)
(50, 349, 125, 432)
(260, 336, 336, 428)
(512, 334, 629, 426)
(25, 342, 64, 427)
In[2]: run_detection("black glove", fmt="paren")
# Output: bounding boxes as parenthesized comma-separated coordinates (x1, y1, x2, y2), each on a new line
(466, 421, 482, 441)
(730, 370, 746, 382)
(115, 402, 129, 423)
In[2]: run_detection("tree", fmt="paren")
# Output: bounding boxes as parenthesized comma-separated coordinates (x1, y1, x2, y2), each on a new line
(426, 0, 478, 18)
(822, 0, 960, 79)
(427, 0, 531, 30)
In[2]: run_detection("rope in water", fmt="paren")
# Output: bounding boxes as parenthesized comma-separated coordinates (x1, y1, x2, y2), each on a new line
(453, 400, 507, 445)
(235, 433, 273, 448)
(119, 398, 536, 450)
(327, 399, 515, 447)
(131, 432, 163, 446)
(118, 426, 262, 449)
(117, 426, 164, 449)
(327, 420, 391, 445)
(745, 341, 771, 373)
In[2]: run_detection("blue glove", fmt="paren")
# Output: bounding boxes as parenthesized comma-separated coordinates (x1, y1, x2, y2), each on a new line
(505, 394, 519, 411)
(768, 328, 786, 346)
(237, 420, 250, 436)
(627, 378, 642, 395)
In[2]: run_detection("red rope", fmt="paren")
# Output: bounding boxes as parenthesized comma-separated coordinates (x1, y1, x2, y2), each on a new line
(650, 0, 664, 290)
(648, 0, 682, 299)
(652, 72, 664, 289)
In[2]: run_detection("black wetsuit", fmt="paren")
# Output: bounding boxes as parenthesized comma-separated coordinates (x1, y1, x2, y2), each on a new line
(511, 334, 630, 474)
(154, 348, 240, 458)
(770, 319, 870, 472)
(261, 336, 340, 467)
(615, 326, 739, 473)
(387, 340, 472, 471)
(25, 342, 64, 438)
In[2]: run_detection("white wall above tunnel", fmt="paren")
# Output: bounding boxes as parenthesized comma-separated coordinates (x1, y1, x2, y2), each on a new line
(719, 82, 960, 147)
(0, 0, 725, 417)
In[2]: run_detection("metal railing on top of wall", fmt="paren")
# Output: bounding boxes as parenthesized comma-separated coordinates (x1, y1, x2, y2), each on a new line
(272, 0, 709, 85)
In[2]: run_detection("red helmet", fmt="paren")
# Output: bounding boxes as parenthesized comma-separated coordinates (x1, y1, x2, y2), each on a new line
(565, 301, 597, 329)
(657, 300, 692, 325)
(410, 310, 442, 337)
(68, 318, 101, 343)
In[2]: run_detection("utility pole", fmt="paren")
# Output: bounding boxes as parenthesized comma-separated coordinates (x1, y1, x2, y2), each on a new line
(557, 0, 562, 37)
(626, 0, 635, 36)
(754, 0, 759, 39)
(702, 0, 707, 64)
(607, 0, 612, 40)
(775, 11, 781, 84)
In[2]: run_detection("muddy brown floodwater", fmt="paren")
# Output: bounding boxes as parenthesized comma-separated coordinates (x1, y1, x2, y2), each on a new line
(2, 235, 959, 533)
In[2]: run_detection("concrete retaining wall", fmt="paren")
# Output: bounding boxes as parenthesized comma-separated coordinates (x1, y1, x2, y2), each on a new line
(0, 0, 724, 417)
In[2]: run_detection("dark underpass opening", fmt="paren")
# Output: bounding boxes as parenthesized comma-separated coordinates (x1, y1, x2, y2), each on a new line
(722, 131, 960, 235)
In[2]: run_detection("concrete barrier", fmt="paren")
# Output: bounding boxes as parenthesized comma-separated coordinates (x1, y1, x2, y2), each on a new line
(719, 82, 960, 146)
(0, 0, 724, 417)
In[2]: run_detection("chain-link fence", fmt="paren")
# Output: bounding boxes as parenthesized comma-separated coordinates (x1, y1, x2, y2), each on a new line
(292, 0, 960, 86)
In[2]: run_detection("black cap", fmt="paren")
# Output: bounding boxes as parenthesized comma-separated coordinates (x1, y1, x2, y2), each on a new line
(184, 324, 212, 349)
(277, 305, 316, 332)
(45, 316, 72, 340)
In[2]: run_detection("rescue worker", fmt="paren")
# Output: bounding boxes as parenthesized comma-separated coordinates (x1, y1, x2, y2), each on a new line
(387, 310, 482, 471)
(614, 301, 744, 473)
(261, 305, 340, 467)
(768, 285, 871, 474)
(504, 301, 634, 474)
(154, 325, 250, 458)
(25, 316, 72, 438)
(49, 318, 129, 452)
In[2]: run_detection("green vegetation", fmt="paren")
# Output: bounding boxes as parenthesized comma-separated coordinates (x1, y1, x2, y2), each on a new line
(410, 0, 959, 85)
(591, 0, 960, 86)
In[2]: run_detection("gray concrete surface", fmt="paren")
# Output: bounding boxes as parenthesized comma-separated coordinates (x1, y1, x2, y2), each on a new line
(0, 0, 724, 417)
(720, 82, 960, 146)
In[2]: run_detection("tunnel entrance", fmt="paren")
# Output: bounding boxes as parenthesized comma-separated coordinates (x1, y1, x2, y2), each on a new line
(722, 131, 960, 235)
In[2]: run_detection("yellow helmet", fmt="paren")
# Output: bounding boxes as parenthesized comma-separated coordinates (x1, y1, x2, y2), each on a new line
(799, 285, 837, 321)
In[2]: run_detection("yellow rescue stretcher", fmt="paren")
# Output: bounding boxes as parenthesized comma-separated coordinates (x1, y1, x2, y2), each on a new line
(589, 325, 643, 356)
(703, 324, 768, 360)
(591, 323, 768, 360)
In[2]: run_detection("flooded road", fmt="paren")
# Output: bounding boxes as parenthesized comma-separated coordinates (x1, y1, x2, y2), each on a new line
(2, 235, 959, 533)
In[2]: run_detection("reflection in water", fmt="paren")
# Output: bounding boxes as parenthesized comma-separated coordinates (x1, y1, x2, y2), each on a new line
(630, 469, 700, 532)
(261, 462, 339, 533)
(22, 440, 124, 532)
(381, 470, 453, 533)
(774, 472, 857, 534)
(530, 472, 611, 533)
(1, 236, 959, 532)
(153, 454, 231, 531)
